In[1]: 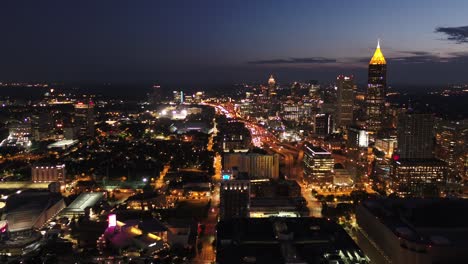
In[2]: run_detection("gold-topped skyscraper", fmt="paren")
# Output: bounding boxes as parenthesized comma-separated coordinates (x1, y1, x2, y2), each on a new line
(366, 40, 387, 133)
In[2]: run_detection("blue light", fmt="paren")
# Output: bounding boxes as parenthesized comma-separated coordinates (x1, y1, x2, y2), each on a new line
(222, 175, 230, 180)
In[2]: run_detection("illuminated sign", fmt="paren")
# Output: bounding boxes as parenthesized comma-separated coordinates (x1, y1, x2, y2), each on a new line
(0, 221, 7, 233)
(222, 175, 231, 180)
(108, 214, 117, 228)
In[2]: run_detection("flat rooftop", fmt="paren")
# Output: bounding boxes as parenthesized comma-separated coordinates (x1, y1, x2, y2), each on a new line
(361, 198, 468, 245)
(217, 217, 367, 264)
(304, 145, 330, 155)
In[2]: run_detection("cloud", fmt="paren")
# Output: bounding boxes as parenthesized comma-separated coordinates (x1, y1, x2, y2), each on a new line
(389, 54, 440, 64)
(435, 26, 468, 44)
(248, 57, 336, 64)
(350, 50, 468, 65)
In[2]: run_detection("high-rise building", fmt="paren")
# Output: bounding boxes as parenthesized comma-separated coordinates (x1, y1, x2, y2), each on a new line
(336, 75, 355, 128)
(220, 175, 250, 220)
(397, 111, 434, 160)
(315, 113, 333, 136)
(392, 110, 447, 197)
(391, 159, 447, 197)
(223, 152, 280, 180)
(366, 40, 387, 132)
(268, 74, 277, 97)
(74, 101, 95, 137)
(435, 119, 468, 180)
(303, 145, 334, 184)
(149, 85, 162, 105)
(172, 91, 183, 104)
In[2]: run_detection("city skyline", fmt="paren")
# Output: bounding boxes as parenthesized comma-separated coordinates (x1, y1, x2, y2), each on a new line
(1, 2, 468, 263)
(1, 0, 468, 86)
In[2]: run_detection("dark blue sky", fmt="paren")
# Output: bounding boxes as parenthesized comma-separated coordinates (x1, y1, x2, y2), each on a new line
(1, 0, 468, 86)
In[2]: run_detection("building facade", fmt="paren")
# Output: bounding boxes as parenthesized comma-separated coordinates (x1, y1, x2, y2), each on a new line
(223, 153, 280, 180)
(397, 112, 435, 159)
(303, 145, 334, 184)
(393, 110, 447, 197)
(336, 75, 355, 128)
(74, 102, 95, 137)
(31, 164, 66, 183)
(220, 177, 250, 220)
(366, 41, 387, 132)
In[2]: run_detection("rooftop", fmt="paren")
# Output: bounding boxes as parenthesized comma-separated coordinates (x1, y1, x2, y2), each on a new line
(361, 198, 468, 246)
(60, 192, 104, 216)
(217, 217, 367, 264)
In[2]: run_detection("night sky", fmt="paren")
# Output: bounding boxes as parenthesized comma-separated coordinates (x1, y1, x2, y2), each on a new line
(1, 0, 468, 86)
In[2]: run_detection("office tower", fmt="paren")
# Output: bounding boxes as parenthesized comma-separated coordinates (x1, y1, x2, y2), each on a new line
(149, 85, 162, 105)
(315, 113, 333, 136)
(308, 80, 320, 98)
(218, 121, 252, 152)
(435, 119, 468, 180)
(268, 74, 277, 97)
(347, 126, 370, 149)
(366, 40, 387, 132)
(223, 153, 280, 180)
(220, 176, 250, 220)
(74, 101, 95, 137)
(392, 110, 447, 197)
(336, 75, 355, 128)
(172, 91, 183, 104)
(303, 145, 334, 184)
(397, 111, 434, 159)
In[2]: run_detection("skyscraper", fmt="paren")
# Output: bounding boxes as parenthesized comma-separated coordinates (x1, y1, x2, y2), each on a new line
(392, 110, 447, 197)
(149, 85, 162, 106)
(336, 75, 355, 128)
(268, 74, 277, 97)
(397, 111, 435, 159)
(172, 90, 183, 104)
(366, 40, 387, 132)
(74, 101, 95, 137)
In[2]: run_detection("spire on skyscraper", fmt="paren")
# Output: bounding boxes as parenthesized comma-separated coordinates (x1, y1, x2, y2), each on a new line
(370, 39, 386, 65)
(268, 74, 276, 86)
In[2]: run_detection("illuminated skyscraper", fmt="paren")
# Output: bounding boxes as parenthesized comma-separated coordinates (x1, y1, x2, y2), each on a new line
(172, 90, 183, 104)
(268, 74, 277, 97)
(392, 110, 448, 197)
(74, 101, 95, 137)
(149, 85, 162, 106)
(336, 75, 355, 128)
(366, 40, 387, 132)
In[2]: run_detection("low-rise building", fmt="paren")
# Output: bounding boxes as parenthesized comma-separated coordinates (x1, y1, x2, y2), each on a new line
(31, 164, 66, 183)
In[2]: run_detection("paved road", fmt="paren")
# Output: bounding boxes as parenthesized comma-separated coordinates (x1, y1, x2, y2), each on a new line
(192, 162, 220, 264)
(298, 180, 322, 217)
